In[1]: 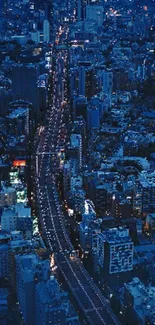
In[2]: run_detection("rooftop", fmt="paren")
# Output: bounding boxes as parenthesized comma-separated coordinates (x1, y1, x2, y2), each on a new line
(7, 107, 28, 119)
(125, 277, 155, 323)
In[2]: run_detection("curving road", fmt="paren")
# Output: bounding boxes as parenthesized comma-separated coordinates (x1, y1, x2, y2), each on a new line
(35, 23, 121, 325)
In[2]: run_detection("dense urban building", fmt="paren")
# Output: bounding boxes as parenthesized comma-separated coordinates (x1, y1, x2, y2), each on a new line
(0, 0, 154, 324)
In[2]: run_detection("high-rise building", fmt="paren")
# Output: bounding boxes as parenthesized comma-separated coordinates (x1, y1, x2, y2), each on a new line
(12, 64, 39, 115)
(97, 227, 134, 274)
(91, 183, 113, 216)
(78, 63, 95, 99)
(8, 235, 33, 290)
(70, 68, 78, 99)
(0, 0, 7, 17)
(35, 277, 66, 325)
(0, 0, 2, 16)
(77, 0, 87, 21)
(31, 31, 41, 44)
(73, 117, 87, 151)
(86, 4, 104, 26)
(79, 204, 96, 252)
(45, 0, 53, 26)
(124, 277, 155, 325)
(1, 204, 32, 236)
(0, 185, 16, 207)
(0, 243, 8, 279)
(72, 188, 85, 214)
(139, 172, 155, 215)
(15, 204, 32, 239)
(73, 96, 87, 120)
(78, 66, 86, 96)
(63, 161, 72, 196)
(102, 70, 113, 96)
(1, 209, 17, 232)
(0, 87, 12, 117)
(112, 195, 133, 220)
(6, 107, 30, 137)
(70, 134, 82, 169)
(87, 105, 100, 132)
(16, 253, 50, 325)
(43, 19, 50, 42)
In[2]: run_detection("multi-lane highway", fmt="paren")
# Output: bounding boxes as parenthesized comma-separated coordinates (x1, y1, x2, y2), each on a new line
(35, 22, 121, 325)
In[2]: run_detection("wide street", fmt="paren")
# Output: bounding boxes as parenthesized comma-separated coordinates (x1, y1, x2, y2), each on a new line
(35, 20, 120, 325)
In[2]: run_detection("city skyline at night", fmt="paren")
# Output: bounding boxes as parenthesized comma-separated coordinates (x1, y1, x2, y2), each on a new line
(0, 0, 154, 325)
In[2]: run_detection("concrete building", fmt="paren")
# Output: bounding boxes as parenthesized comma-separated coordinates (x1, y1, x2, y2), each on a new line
(72, 188, 85, 214)
(1, 204, 32, 237)
(73, 117, 86, 151)
(86, 4, 104, 26)
(12, 64, 39, 115)
(16, 253, 50, 325)
(78, 66, 86, 96)
(92, 183, 113, 217)
(31, 31, 41, 44)
(124, 277, 155, 325)
(16, 205, 32, 239)
(0, 185, 16, 207)
(6, 107, 30, 137)
(112, 195, 133, 220)
(43, 19, 50, 43)
(87, 105, 100, 132)
(79, 200, 97, 252)
(70, 134, 82, 170)
(97, 227, 133, 274)
(35, 276, 66, 325)
(77, 0, 86, 21)
(145, 213, 155, 233)
(1, 209, 17, 232)
(0, 243, 8, 279)
(73, 96, 87, 120)
(102, 70, 113, 97)
(139, 171, 155, 215)
(8, 237, 33, 290)
(63, 161, 72, 196)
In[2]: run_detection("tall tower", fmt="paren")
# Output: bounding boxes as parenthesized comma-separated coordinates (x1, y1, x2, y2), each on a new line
(77, 0, 87, 21)
(0, 0, 7, 17)
(77, 0, 81, 21)
(78, 66, 86, 96)
(12, 63, 39, 114)
(43, 19, 50, 43)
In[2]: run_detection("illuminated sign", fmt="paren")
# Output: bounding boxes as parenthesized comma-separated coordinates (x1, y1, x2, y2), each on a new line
(13, 160, 26, 167)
